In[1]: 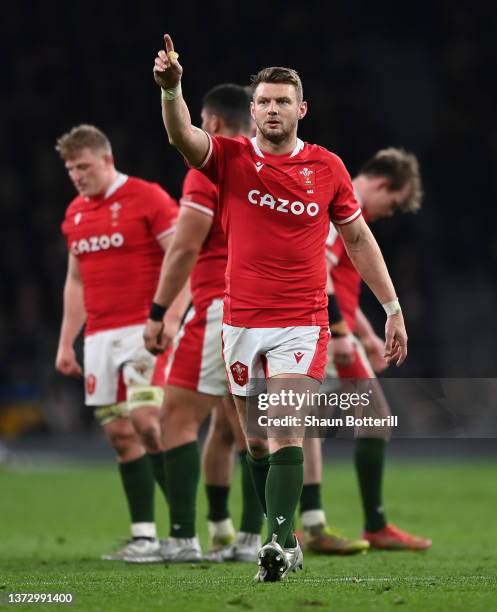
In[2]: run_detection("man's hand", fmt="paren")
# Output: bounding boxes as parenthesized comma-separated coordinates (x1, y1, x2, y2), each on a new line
(331, 334, 355, 367)
(55, 345, 82, 378)
(153, 34, 183, 89)
(143, 319, 170, 355)
(362, 333, 389, 373)
(384, 312, 407, 366)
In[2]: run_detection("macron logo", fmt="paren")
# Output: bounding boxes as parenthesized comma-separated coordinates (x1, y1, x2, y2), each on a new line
(294, 352, 304, 364)
(276, 516, 286, 525)
(255, 161, 264, 173)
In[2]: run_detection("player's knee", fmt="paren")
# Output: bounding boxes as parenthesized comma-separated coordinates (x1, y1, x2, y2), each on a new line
(108, 426, 142, 460)
(136, 422, 162, 452)
(246, 438, 269, 458)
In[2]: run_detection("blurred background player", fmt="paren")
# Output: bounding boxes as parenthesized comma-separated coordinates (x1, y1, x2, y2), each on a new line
(55, 125, 186, 562)
(299, 148, 431, 552)
(143, 84, 263, 562)
(152, 34, 408, 582)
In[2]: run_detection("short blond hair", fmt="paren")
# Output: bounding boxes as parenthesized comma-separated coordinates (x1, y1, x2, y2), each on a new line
(359, 147, 423, 213)
(55, 124, 111, 160)
(250, 67, 304, 103)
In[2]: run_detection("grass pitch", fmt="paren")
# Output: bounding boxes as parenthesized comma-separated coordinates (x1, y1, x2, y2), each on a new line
(1, 457, 496, 611)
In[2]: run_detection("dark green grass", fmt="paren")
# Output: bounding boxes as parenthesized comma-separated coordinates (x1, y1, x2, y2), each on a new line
(1, 459, 496, 611)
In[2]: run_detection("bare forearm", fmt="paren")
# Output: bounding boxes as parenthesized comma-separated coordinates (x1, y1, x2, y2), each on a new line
(355, 307, 376, 340)
(342, 224, 397, 305)
(161, 96, 209, 167)
(154, 247, 197, 308)
(59, 280, 86, 347)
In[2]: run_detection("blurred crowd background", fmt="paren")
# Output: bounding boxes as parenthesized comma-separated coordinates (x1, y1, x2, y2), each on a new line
(1, 1, 496, 438)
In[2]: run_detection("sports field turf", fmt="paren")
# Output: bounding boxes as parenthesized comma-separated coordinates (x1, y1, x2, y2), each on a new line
(1, 458, 496, 611)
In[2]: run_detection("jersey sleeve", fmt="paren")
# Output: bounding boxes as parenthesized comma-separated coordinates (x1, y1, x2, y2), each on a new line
(180, 169, 217, 217)
(329, 156, 362, 225)
(195, 134, 244, 185)
(146, 184, 179, 240)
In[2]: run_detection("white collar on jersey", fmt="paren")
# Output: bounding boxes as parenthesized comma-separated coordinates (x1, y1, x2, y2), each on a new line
(104, 173, 128, 198)
(250, 137, 304, 159)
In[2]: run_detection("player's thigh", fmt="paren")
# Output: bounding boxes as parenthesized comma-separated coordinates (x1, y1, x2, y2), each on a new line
(162, 384, 220, 428)
(83, 330, 119, 407)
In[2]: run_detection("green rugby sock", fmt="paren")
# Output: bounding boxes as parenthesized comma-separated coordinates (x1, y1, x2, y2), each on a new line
(354, 437, 387, 532)
(246, 452, 269, 515)
(148, 451, 168, 501)
(300, 483, 323, 514)
(164, 441, 200, 538)
(265, 446, 304, 547)
(118, 454, 155, 523)
(239, 450, 264, 534)
(206, 485, 230, 521)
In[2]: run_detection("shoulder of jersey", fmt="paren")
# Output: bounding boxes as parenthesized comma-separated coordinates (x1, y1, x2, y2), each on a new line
(303, 142, 343, 166)
(125, 175, 175, 200)
(65, 194, 85, 216)
(212, 134, 250, 150)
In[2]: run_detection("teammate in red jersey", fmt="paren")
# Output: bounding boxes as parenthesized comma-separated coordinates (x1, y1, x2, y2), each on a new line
(152, 34, 407, 582)
(300, 148, 431, 552)
(143, 84, 263, 563)
(55, 124, 186, 562)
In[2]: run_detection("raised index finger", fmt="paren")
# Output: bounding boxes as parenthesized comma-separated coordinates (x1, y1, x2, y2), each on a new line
(164, 33, 174, 53)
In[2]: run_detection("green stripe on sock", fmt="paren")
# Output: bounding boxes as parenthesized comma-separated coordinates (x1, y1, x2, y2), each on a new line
(164, 441, 200, 538)
(148, 451, 168, 501)
(354, 437, 387, 532)
(265, 446, 303, 547)
(118, 454, 155, 523)
(239, 451, 264, 534)
(300, 483, 322, 514)
(206, 485, 230, 521)
(246, 452, 269, 516)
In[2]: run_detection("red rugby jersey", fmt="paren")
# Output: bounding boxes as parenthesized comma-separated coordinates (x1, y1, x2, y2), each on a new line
(199, 135, 361, 327)
(180, 169, 227, 308)
(326, 224, 361, 330)
(61, 174, 178, 334)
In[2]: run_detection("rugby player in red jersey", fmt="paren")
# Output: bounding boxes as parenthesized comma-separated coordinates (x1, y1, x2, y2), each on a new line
(151, 34, 407, 582)
(299, 148, 431, 552)
(55, 125, 186, 562)
(143, 84, 263, 563)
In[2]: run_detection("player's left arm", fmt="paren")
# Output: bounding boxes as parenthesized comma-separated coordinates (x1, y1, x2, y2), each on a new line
(336, 215, 407, 366)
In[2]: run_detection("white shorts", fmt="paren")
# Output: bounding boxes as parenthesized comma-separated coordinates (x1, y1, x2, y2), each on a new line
(222, 324, 330, 397)
(166, 299, 227, 396)
(84, 324, 161, 409)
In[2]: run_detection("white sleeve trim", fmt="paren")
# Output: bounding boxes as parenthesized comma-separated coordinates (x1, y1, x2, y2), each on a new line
(332, 208, 362, 225)
(196, 132, 213, 169)
(180, 200, 214, 217)
(156, 226, 176, 240)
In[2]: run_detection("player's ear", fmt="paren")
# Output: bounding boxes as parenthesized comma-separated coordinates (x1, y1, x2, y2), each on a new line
(298, 101, 307, 120)
(103, 152, 114, 167)
(250, 100, 256, 120)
